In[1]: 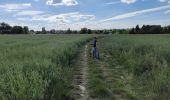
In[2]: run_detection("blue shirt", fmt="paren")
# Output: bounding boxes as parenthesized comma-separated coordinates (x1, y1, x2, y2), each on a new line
(93, 39, 97, 47)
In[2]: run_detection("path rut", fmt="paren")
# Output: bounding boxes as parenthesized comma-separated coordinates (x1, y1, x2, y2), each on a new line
(74, 45, 89, 100)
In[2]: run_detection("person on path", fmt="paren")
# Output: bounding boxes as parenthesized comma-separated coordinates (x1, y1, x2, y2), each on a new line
(93, 37, 97, 48)
(92, 37, 99, 59)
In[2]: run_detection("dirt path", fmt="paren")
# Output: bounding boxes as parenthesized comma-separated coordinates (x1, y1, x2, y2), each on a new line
(74, 42, 125, 100)
(74, 44, 89, 100)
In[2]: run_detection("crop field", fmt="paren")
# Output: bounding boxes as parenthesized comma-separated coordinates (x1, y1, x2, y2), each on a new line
(0, 34, 170, 100)
(91, 34, 170, 100)
(0, 34, 93, 100)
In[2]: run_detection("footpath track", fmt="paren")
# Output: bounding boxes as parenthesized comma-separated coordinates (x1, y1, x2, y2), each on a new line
(73, 45, 89, 100)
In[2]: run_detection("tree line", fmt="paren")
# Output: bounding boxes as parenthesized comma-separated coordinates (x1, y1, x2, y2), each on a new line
(129, 25, 170, 34)
(0, 22, 29, 34)
(1, 22, 170, 34)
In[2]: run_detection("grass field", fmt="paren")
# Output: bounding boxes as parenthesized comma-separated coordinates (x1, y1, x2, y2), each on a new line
(0, 34, 93, 100)
(0, 34, 170, 100)
(93, 34, 170, 100)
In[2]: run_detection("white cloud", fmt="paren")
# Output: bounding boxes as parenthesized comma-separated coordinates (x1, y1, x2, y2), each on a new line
(105, 1, 120, 5)
(46, 12, 95, 23)
(160, 0, 170, 3)
(100, 5, 170, 22)
(17, 12, 95, 24)
(17, 12, 96, 30)
(121, 0, 137, 4)
(17, 18, 31, 21)
(165, 10, 170, 13)
(15, 10, 44, 16)
(0, 3, 31, 12)
(46, 0, 78, 6)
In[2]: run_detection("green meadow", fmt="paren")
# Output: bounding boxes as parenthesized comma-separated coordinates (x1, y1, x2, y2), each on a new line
(89, 34, 170, 100)
(0, 34, 169, 100)
(0, 34, 93, 99)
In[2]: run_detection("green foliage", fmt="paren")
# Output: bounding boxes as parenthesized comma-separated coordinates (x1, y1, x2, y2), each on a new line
(80, 28, 88, 34)
(23, 26, 29, 34)
(88, 50, 115, 100)
(0, 34, 93, 100)
(99, 34, 170, 100)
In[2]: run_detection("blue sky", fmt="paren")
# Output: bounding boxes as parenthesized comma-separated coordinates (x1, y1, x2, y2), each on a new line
(0, 0, 170, 30)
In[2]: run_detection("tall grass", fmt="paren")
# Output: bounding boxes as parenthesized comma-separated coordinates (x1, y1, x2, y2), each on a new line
(99, 34, 170, 100)
(0, 34, 93, 100)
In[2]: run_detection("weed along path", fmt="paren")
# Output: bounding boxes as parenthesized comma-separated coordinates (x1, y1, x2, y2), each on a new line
(73, 35, 170, 100)
(100, 61, 125, 100)
(74, 44, 89, 100)
(79, 44, 89, 100)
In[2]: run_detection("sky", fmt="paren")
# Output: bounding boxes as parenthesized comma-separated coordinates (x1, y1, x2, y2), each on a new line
(0, 0, 170, 30)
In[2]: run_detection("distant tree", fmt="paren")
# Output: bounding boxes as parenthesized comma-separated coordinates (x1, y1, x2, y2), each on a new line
(161, 27, 166, 33)
(93, 30, 103, 34)
(36, 31, 42, 34)
(129, 28, 135, 34)
(50, 29, 56, 34)
(141, 25, 150, 34)
(150, 25, 162, 34)
(23, 26, 29, 34)
(135, 25, 140, 33)
(165, 27, 168, 33)
(0, 22, 12, 34)
(140, 25, 162, 34)
(30, 30, 35, 34)
(168, 25, 170, 33)
(87, 29, 92, 34)
(42, 27, 46, 34)
(66, 28, 72, 34)
(111, 29, 117, 34)
(72, 30, 78, 34)
(11, 26, 23, 34)
(80, 28, 88, 34)
(103, 30, 109, 34)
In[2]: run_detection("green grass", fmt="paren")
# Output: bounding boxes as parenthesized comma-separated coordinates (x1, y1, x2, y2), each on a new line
(1, 34, 170, 100)
(87, 42, 115, 100)
(88, 59, 114, 100)
(0, 34, 93, 100)
(98, 34, 170, 100)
